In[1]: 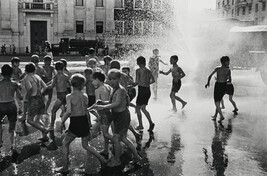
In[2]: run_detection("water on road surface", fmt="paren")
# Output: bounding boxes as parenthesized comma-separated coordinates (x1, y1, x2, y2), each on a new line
(0, 63, 267, 176)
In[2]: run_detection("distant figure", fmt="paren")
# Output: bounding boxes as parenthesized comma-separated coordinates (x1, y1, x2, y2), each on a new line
(205, 56, 231, 122)
(31, 54, 48, 81)
(9, 45, 12, 54)
(85, 48, 100, 67)
(44, 41, 53, 62)
(1, 44, 7, 55)
(159, 55, 187, 111)
(25, 46, 30, 54)
(12, 44, 16, 54)
(149, 49, 167, 99)
(100, 55, 113, 76)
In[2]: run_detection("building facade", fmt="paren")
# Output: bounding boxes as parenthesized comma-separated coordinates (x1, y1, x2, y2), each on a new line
(0, 0, 178, 54)
(216, 0, 267, 24)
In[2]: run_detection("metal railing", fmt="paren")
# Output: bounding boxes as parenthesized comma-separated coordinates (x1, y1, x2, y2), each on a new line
(22, 2, 53, 10)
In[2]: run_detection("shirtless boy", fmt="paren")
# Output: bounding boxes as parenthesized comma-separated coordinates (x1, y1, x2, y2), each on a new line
(205, 56, 231, 122)
(0, 64, 22, 150)
(55, 74, 107, 174)
(159, 55, 187, 111)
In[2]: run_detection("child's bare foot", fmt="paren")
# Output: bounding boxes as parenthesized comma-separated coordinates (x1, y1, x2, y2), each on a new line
(221, 106, 225, 109)
(218, 116, 225, 122)
(172, 108, 177, 112)
(181, 102, 187, 109)
(135, 126, 144, 130)
(54, 166, 69, 174)
(233, 108, 238, 115)
(148, 123, 155, 132)
(211, 116, 217, 120)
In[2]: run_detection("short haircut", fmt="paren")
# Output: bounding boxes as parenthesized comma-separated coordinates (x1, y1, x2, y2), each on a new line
(1, 64, 13, 77)
(25, 62, 36, 73)
(88, 58, 97, 65)
(153, 49, 159, 53)
(122, 67, 130, 72)
(170, 55, 178, 61)
(11, 57, 20, 64)
(71, 73, 86, 90)
(137, 56, 146, 65)
(103, 55, 112, 62)
(84, 68, 93, 75)
(92, 71, 106, 82)
(60, 58, 67, 67)
(108, 69, 121, 79)
(44, 55, 52, 62)
(55, 61, 64, 71)
(88, 48, 95, 55)
(220, 56, 230, 64)
(31, 54, 40, 63)
(110, 60, 121, 70)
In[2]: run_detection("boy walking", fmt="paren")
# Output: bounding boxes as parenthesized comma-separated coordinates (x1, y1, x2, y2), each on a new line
(159, 55, 187, 112)
(205, 56, 231, 121)
(56, 74, 107, 174)
(0, 64, 22, 150)
(134, 56, 155, 132)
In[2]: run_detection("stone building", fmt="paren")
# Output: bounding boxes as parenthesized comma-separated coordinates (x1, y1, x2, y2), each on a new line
(216, 0, 267, 24)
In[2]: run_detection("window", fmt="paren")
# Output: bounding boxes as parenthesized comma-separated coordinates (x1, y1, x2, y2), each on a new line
(153, 0, 162, 9)
(33, 0, 43, 2)
(232, 0, 234, 5)
(76, 0, 83, 6)
(115, 21, 124, 35)
(242, 7, 245, 15)
(255, 3, 258, 12)
(249, 5, 252, 14)
(96, 0, 103, 7)
(134, 21, 143, 35)
(237, 8, 239, 16)
(115, 0, 124, 8)
(143, 21, 152, 35)
(263, 1, 266, 11)
(134, 0, 143, 9)
(227, 0, 229, 4)
(96, 21, 103, 33)
(76, 21, 84, 33)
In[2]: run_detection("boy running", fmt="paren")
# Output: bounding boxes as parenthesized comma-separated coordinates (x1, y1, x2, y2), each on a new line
(205, 56, 231, 122)
(134, 56, 155, 132)
(159, 55, 187, 112)
(31, 54, 48, 80)
(93, 69, 142, 167)
(55, 74, 107, 174)
(0, 64, 22, 150)
(221, 82, 238, 115)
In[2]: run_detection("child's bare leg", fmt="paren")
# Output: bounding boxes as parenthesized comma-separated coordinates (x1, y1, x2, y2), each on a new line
(229, 95, 238, 111)
(135, 106, 143, 129)
(141, 105, 155, 131)
(100, 125, 113, 153)
(108, 134, 121, 166)
(9, 123, 16, 149)
(27, 115, 48, 133)
(129, 103, 136, 109)
(221, 99, 225, 109)
(0, 124, 2, 147)
(50, 100, 62, 129)
(170, 92, 177, 111)
(215, 101, 224, 121)
(81, 137, 107, 164)
(58, 133, 75, 172)
(45, 92, 53, 114)
(174, 95, 187, 109)
(121, 134, 141, 161)
(212, 109, 218, 119)
(152, 80, 158, 99)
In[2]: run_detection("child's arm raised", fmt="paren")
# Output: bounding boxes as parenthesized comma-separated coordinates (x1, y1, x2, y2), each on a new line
(205, 68, 218, 88)
(159, 68, 171, 75)
(94, 89, 123, 110)
(159, 59, 167, 65)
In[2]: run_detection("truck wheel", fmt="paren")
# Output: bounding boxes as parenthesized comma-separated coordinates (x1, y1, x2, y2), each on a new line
(81, 47, 89, 56)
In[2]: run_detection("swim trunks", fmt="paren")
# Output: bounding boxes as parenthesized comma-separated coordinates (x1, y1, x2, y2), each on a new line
(136, 86, 151, 106)
(214, 82, 227, 102)
(171, 79, 181, 93)
(112, 109, 130, 135)
(68, 115, 90, 137)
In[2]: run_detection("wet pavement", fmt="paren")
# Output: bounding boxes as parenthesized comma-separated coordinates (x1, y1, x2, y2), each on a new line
(0, 63, 267, 175)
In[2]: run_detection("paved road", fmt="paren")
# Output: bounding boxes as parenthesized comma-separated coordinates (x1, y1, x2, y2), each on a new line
(0, 63, 267, 175)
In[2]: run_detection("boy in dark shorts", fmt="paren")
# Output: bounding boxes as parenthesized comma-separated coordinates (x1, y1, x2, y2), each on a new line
(159, 55, 187, 112)
(0, 64, 22, 150)
(55, 74, 107, 174)
(31, 54, 48, 80)
(134, 56, 155, 132)
(24, 63, 50, 141)
(93, 69, 142, 167)
(205, 56, 231, 122)
(122, 66, 136, 105)
(48, 61, 70, 138)
(222, 82, 238, 114)
(42, 55, 56, 114)
(91, 71, 113, 159)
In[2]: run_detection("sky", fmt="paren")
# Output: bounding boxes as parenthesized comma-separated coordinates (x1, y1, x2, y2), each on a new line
(188, 0, 216, 12)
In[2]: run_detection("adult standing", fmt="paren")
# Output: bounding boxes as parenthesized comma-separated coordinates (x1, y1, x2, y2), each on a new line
(44, 41, 54, 63)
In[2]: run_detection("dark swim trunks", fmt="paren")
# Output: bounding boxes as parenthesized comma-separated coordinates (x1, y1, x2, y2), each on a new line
(112, 109, 130, 135)
(28, 95, 45, 116)
(225, 84, 234, 95)
(88, 95, 96, 107)
(136, 86, 151, 106)
(171, 79, 181, 93)
(0, 101, 17, 132)
(214, 82, 227, 102)
(68, 115, 90, 137)
(57, 91, 68, 105)
(99, 109, 112, 126)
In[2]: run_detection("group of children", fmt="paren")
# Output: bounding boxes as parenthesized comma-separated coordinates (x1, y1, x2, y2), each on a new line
(0, 49, 238, 173)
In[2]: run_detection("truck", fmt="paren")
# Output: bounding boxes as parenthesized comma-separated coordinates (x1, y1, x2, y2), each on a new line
(51, 38, 103, 56)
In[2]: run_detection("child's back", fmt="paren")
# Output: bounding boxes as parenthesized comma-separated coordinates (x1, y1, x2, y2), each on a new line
(0, 77, 19, 102)
(136, 67, 153, 87)
(69, 92, 88, 116)
(43, 65, 55, 83)
(216, 66, 230, 83)
(54, 73, 69, 93)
